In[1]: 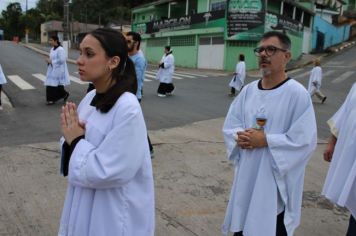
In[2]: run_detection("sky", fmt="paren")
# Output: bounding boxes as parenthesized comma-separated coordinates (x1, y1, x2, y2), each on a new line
(0, 0, 38, 12)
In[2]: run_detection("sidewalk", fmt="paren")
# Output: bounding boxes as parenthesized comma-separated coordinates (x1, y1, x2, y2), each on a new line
(0, 118, 350, 235)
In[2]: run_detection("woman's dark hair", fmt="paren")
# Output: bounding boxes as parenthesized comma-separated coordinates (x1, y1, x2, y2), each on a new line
(88, 28, 137, 113)
(50, 35, 61, 46)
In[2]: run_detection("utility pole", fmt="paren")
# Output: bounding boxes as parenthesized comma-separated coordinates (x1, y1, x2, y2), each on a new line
(25, 0, 29, 43)
(63, 0, 70, 58)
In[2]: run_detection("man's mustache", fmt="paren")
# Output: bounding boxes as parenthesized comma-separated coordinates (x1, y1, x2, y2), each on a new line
(259, 57, 271, 64)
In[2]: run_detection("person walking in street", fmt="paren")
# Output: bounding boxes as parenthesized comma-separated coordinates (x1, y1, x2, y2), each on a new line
(58, 28, 155, 236)
(322, 82, 356, 236)
(0, 64, 7, 110)
(307, 59, 327, 104)
(127, 31, 154, 158)
(45, 35, 70, 105)
(228, 54, 246, 96)
(222, 31, 317, 236)
(156, 46, 175, 97)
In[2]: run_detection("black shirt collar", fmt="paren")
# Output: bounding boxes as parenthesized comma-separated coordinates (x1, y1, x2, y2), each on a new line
(258, 77, 291, 90)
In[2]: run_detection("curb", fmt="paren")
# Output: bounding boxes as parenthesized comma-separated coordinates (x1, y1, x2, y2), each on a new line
(22, 43, 77, 64)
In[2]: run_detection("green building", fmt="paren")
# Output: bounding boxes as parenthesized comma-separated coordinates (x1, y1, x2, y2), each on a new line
(132, 0, 314, 71)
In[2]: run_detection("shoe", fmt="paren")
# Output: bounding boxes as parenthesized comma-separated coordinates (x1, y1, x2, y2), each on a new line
(63, 92, 70, 103)
(150, 150, 154, 159)
(166, 88, 175, 96)
(321, 96, 327, 104)
(0, 105, 3, 110)
(157, 93, 166, 97)
(46, 101, 55, 105)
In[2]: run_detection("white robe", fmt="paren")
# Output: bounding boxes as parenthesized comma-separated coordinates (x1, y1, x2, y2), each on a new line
(322, 83, 356, 217)
(156, 53, 175, 83)
(0, 64, 7, 85)
(45, 46, 70, 87)
(229, 61, 246, 91)
(307, 66, 322, 95)
(222, 79, 317, 236)
(58, 91, 155, 236)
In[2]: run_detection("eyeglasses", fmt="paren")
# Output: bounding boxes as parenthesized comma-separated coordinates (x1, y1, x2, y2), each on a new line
(126, 40, 135, 44)
(254, 46, 288, 57)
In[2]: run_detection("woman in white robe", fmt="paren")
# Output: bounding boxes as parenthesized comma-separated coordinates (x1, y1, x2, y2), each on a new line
(156, 46, 175, 97)
(229, 54, 246, 96)
(58, 28, 154, 236)
(0, 64, 7, 110)
(307, 59, 326, 103)
(45, 35, 70, 105)
(322, 83, 356, 235)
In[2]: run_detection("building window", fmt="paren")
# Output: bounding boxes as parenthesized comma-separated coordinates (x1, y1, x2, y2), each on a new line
(170, 36, 195, 46)
(147, 37, 168, 47)
(211, 1, 226, 11)
(227, 41, 256, 47)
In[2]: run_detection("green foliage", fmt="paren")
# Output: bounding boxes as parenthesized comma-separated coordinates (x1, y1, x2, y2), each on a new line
(1, 2, 24, 39)
(0, 0, 154, 40)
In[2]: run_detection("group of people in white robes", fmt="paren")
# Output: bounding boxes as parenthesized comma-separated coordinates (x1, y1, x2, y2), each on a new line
(53, 28, 354, 236)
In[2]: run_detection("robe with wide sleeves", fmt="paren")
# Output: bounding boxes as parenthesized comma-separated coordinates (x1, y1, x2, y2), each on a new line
(222, 79, 317, 236)
(307, 66, 322, 94)
(229, 61, 246, 91)
(156, 53, 175, 83)
(45, 46, 70, 87)
(0, 64, 6, 85)
(58, 91, 155, 236)
(322, 83, 356, 217)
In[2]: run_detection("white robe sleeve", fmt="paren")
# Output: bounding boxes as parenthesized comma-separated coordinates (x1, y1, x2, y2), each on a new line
(327, 84, 356, 137)
(68, 101, 148, 189)
(266, 92, 317, 176)
(52, 48, 66, 66)
(222, 89, 247, 163)
(163, 55, 174, 69)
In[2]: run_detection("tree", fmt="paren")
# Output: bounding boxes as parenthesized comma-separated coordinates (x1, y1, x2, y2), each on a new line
(1, 2, 24, 39)
(20, 8, 45, 42)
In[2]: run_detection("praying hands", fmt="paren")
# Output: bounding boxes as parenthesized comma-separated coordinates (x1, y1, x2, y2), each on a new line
(60, 102, 85, 145)
(236, 128, 268, 149)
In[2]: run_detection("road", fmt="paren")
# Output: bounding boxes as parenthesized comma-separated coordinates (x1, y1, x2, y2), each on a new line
(0, 40, 355, 147)
(0, 41, 232, 147)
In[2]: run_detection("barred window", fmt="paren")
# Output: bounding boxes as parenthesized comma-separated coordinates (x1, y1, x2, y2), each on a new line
(147, 38, 168, 47)
(228, 41, 256, 47)
(170, 36, 196, 46)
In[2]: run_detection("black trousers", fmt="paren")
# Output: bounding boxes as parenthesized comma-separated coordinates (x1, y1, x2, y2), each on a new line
(157, 82, 174, 94)
(46, 85, 68, 102)
(347, 214, 356, 236)
(233, 211, 287, 236)
(138, 99, 153, 153)
(230, 87, 236, 95)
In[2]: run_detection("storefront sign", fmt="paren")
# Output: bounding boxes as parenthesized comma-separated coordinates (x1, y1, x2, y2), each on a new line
(134, 10, 225, 34)
(226, 0, 265, 40)
(265, 12, 303, 35)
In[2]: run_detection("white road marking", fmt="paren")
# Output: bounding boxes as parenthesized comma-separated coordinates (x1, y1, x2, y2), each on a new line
(7, 75, 35, 90)
(332, 71, 355, 83)
(32, 73, 46, 82)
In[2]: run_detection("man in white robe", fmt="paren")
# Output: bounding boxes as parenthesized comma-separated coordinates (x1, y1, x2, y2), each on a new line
(229, 54, 246, 96)
(307, 59, 327, 104)
(222, 31, 317, 236)
(322, 83, 356, 236)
